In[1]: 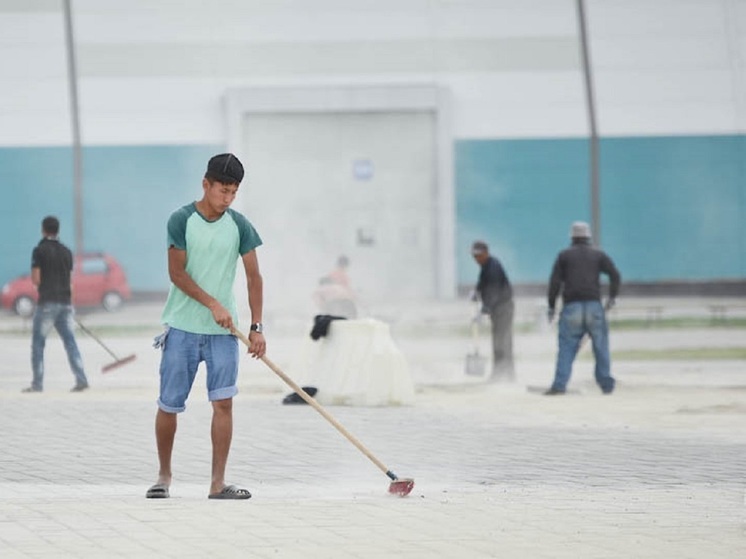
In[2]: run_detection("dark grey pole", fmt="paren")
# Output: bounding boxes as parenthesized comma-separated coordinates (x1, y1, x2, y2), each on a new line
(576, 0, 601, 246)
(62, 0, 83, 255)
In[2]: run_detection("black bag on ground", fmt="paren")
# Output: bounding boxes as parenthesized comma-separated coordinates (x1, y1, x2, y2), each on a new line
(310, 314, 346, 340)
(282, 386, 318, 405)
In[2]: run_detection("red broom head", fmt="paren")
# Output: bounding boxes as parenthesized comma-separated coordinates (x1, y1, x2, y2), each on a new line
(101, 354, 137, 373)
(388, 478, 415, 497)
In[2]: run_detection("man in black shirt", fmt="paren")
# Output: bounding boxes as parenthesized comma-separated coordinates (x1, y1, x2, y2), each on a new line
(471, 240, 515, 381)
(545, 221, 620, 395)
(22, 216, 89, 393)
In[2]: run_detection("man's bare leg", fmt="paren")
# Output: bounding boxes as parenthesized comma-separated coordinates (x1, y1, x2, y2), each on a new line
(154, 409, 177, 487)
(209, 398, 233, 495)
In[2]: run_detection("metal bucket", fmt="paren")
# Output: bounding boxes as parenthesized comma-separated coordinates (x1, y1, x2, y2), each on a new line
(465, 351, 488, 377)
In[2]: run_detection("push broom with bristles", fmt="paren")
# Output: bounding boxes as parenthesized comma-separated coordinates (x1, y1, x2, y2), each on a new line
(233, 328, 415, 497)
(74, 317, 137, 373)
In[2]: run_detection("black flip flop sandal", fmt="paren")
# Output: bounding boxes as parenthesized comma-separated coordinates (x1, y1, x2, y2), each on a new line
(145, 483, 170, 499)
(208, 484, 251, 500)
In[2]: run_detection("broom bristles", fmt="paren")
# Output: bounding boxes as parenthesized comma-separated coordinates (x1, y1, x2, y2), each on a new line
(101, 354, 137, 373)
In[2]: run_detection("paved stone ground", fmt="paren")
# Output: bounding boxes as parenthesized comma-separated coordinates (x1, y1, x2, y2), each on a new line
(0, 300, 744, 558)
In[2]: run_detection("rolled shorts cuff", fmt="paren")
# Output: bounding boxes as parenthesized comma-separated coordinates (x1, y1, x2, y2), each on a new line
(157, 399, 186, 414)
(208, 386, 238, 402)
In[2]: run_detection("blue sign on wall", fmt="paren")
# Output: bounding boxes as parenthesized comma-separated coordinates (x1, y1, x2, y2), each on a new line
(352, 158, 374, 181)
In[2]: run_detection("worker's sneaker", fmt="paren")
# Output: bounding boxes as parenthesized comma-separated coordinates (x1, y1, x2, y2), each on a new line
(70, 384, 89, 393)
(21, 386, 42, 393)
(543, 388, 566, 395)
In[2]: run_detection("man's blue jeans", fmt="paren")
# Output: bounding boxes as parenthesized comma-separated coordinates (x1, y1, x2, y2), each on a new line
(551, 300, 614, 393)
(31, 303, 88, 391)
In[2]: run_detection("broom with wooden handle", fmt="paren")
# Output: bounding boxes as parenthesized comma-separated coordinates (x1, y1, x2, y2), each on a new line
(74, 317, 136, 373)
(233, 328, 414, 497)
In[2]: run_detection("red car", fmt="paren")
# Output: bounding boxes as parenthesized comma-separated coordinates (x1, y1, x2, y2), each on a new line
(1, 252, 131, 317)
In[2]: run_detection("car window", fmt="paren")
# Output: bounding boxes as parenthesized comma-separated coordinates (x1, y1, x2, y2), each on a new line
(80, 258, 108, 275)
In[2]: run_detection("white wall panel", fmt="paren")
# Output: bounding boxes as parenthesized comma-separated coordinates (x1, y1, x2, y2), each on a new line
(71, 0, 434, 13)
(73, 12, 432, 44)
(68, 0, 564, 15)
(586, 0, 743, 135)
(728, 0, 746, 128)
(0, 113, 71, 147)
(593, 37, 730, 70)
(587, 0, 726, 36)
(456, 106, 588, 139)
(0, 0, 59, 13)
(0, 14, 63, 44)
(75, 71, 590, 143)
(446, 72, 586, 138)
(0, 45, 66, 78)
(81, 79, 226, 111)
(79, 110, 223, 145)
(71, 11, 577, 45)
(0, 9, 70, 146)
(735, 0, 746, 26)
(433, 4, 576, 37)
(448, 73, 584, 104)
(77, 79, 225, 144)
(0, 78, 68, 112)
(596, 70, 733, 103)
(599, 103, 738, 136)
(0, 0, 744, 145)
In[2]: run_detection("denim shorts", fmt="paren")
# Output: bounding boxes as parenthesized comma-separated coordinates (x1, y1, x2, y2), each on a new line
(157, 327, 239, 413)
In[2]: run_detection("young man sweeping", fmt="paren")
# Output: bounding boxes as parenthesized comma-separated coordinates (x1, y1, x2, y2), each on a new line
(146, 153, 266, 500)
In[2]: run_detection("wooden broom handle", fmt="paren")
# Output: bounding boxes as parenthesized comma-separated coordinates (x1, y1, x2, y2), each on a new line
(232, 328, 393, 477)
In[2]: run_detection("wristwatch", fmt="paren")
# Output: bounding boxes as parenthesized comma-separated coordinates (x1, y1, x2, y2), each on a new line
(250, 322, 264, 334)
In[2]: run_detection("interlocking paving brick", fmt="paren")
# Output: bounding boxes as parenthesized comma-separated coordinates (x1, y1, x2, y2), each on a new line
(0, 303, 744, 558)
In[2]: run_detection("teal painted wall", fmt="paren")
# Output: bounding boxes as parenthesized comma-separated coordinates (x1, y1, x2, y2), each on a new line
(0, 145, 221, 292)
(602, 136, 746, 281)
(457, 135, 746, 287)
(1, 136, 744, 294)
(456, 138, 590, 286)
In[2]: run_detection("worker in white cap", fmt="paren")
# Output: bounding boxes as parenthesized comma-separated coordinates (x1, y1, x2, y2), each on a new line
(545, 221, 621, 395)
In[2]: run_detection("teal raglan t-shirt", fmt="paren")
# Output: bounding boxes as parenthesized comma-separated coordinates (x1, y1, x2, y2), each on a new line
(160, 203, 262, 335)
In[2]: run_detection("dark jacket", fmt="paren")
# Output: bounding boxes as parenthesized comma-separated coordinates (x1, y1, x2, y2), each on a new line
(31, 238, 73, 305)
(476, 256, 513, 312)
(548, 239, 620, 310)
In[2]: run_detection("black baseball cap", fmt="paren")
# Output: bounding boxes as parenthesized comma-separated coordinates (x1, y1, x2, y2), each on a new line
(205, 153, 244, 184)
